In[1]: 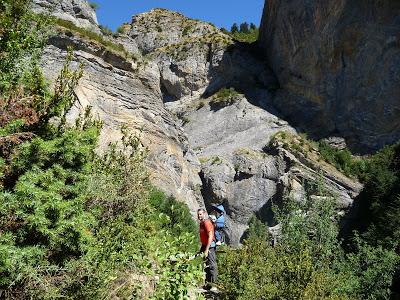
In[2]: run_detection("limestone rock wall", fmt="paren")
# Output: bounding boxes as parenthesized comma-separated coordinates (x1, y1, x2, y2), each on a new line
(32, 0, 100, 33)
(123, 8, 219, 55)
(115, 9, 236, 100)
(170, 92, 362, 246)
(259, 0, 400, 153)
(40, 33, 204, 215)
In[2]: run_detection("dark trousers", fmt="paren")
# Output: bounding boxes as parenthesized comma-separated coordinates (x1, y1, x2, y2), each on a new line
(200, 245, 218, 283)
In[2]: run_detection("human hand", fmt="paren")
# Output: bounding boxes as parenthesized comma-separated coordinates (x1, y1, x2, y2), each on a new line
(204, 249, 209, 257)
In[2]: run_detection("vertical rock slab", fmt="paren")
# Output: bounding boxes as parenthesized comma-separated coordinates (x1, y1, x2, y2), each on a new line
(259, 0, 400, 153)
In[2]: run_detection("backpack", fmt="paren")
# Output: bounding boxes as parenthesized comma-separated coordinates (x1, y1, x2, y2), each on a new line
(211, 204, 226, 244)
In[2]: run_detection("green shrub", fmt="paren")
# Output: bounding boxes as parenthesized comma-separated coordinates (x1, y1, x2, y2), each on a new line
(208, 87, 241, 109)
(219, 185, 399, 299)
(1, 111, 203, 299)
(349, 142, 400, 249)
(214, 87, 239, 100)
(318, 141, 365, 177)
(219, 237, 350, 300)
(0, 5, 203, 298)
(242, 215, 270, 241)
(343, 235, 399, 299)
(0, 49, 101, 297)
(54, 18, 130, 58)
(0, 0, 50, 93)
(116, 25, 127, 35)
(89, 1, 99, 11)
(99, 25, 112, 36)
(150, 233, 203, 299)
(149, 189, 198, 241)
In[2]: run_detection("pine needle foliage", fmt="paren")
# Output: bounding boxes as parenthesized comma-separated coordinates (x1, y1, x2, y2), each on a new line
(0, 0, 50, 93)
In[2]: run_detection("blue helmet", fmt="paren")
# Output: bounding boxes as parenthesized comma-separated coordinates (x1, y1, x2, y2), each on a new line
(211, 204, 225, 214)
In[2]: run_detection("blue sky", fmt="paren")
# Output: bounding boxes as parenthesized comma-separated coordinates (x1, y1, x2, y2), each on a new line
(94, 0, 265, 32)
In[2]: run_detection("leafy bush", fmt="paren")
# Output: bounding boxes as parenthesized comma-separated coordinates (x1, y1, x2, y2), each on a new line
(213, 87, 240, 100)
(1, 81, 203, 299)
(0, 0, 50, 93)
(0, 48, 100, 297)
(149, 189, 198, 240)
(242, 215, 270, 241)
(348, 142, 400, 249)
(318, 140, 366, 178)
(343, 235, 399, 299)
(208, 87, 241, 110)
(219, 185, 399, 299)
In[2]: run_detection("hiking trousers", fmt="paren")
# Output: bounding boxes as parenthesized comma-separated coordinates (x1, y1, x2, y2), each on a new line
(200, 245, 218, 283)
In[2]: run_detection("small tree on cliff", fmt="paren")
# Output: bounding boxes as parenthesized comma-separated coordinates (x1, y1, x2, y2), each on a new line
(240, 22, 249, 33)
(230, 23, 239, 33)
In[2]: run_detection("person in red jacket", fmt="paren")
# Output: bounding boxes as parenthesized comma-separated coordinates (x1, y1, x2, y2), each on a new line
(197, 208, 217, 284)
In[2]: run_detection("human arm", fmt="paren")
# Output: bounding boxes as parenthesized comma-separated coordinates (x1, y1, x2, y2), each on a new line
(204, 233, 213, 257)
(204, 220, 214, 257)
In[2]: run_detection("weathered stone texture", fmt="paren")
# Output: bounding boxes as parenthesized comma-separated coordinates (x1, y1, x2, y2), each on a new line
(259, 0, 400, 153)
(40, 33, 204, 215)
(32, 0, 100, 33)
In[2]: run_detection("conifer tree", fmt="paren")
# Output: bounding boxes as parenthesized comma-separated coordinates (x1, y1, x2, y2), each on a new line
(240, 22, 249, 33)
(230, 23, 239, 33)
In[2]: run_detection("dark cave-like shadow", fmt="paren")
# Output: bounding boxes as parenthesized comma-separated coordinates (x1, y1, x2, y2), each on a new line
(198, 40, 308, 136)
(198, 40, 380, 154)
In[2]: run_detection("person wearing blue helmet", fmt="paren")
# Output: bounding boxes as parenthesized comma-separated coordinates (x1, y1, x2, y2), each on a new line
(210, 204, 226, 246)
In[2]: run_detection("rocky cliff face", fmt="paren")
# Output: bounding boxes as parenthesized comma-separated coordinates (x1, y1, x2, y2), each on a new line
(259, 0, 400, 153)
(171, 95, 362, 245)
(35, 4, 204, 216)
(32, 0, 100, 33)
(35, 1, 363, 245)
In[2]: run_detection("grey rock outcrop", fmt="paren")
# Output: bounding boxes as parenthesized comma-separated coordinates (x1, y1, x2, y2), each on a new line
(259, 0, 400, 153)
(116, 9, 233, 100)
(40, 28, 204, 215)
(122, 9, 219, 55)
(32, 0, 100, 33)
(175, 95, 294, 246)
(170, 93, 362, 245)
(266, 133, 363, 209)
(115, 9, 277, 102)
